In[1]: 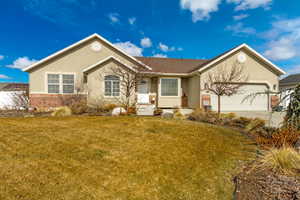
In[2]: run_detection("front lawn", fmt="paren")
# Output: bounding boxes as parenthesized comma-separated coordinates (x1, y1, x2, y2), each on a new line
(0, 116, 256, 200)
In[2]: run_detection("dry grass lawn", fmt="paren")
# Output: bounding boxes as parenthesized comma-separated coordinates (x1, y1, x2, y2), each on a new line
(0, 116, 256, 200)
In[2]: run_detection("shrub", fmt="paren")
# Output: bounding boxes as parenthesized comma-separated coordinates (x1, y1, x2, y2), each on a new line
(231, 117, 252, 129)
(154, 108, 163, 116)
(69, 100, 88, 115)
(127, 106, 136, 115)
(219, 113, 237, 126)
(245, 118, 266, 133)
(174, 110, 185, 120)
(255, 126, 300, 148)
(188, 108, 219, 124)
(255, 147, 300, 175)
(51, 106, 72, 117)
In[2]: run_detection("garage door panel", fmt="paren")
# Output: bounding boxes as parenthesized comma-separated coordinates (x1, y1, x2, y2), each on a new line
(210, 85, 269, 111)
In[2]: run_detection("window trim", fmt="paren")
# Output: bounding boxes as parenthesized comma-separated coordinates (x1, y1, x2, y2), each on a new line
(159, 77, 181, 97)
(45, 72, 76, 94)
(47, 74, 60, 94)
(103, 75, 120, 97)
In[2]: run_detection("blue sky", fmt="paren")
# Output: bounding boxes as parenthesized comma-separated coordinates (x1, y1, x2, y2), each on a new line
(0, 0, 300, 83)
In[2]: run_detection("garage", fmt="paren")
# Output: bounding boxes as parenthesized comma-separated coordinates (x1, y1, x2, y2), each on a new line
(210, 84, 269, 112)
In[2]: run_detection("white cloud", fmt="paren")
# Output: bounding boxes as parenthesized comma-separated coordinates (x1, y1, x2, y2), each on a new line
(158, 43, 177, 52)
(140, 37, 152, 48)
(0, 55, 4, 60)
(128, 17, 136, 25)
(0, 74, 11, 79)
(114, 41, 143, 56)
(6, 57, 37, 70)
(233, 14, 249, 20)
(153, 54, 168, 58)
(159, 43, 171, 52)
(264, 38, 297, 61)
(226, 22, 256, 35)
(286, 65, 300, 75)
(180, 0, 221, 22)
(227, 0, 272, 11)
(158, 43, 183, 52)
(263, 17, 300, 61)
(108, 13, 120, 24)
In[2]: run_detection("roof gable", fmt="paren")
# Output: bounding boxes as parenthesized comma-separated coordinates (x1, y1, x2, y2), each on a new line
(23, 33, 151, 72)
(194, 44, 286, 75)
(83, 56, 138, 74)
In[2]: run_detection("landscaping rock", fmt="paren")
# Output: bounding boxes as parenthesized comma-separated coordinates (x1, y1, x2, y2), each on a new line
(161, 112, 173, 119)
(295, 138, 300, 152)
(234, 167, 300, 200)
(111, 107, 126, 116)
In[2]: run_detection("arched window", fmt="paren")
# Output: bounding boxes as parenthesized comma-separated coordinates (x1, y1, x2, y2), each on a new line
(104, 75, 120, 96)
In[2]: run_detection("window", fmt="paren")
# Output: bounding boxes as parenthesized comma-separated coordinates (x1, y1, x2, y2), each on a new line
(161, 78, 178, 96)
(63, 74, 75, 94)
(273, 84, 277, 91)
(47, 74, 75, 94)
(105, 75, 120, 96)
(48, 74, 60, 94)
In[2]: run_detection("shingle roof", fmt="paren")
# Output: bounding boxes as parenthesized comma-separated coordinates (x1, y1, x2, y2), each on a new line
(0, 83, 28, 91)
(134, 57, 210, 73)
(280, 73, 300, 85)
(0, 83, 9, 91)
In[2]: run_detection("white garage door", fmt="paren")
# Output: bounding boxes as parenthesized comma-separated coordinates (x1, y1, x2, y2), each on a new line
(211, 84, 269, 112)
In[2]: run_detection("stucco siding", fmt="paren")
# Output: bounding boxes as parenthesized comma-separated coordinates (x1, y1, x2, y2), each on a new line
(29, 38, 141, 94)
(187, 75, 200, 108)
(86, 60, 136, 106)
(200, 49, 279, 92)
(199, 48, 280, 110)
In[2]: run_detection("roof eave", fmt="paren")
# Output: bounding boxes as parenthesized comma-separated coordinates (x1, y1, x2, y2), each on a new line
(190, 43, 286, 76)
(23, 33, 152, 72)
(82, 56, 138, 74)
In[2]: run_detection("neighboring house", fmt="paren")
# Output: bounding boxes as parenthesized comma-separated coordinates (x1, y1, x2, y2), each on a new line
(0, 83, 28, 109)
(279, 73, 300, 108)
(23, 33, 286, 112)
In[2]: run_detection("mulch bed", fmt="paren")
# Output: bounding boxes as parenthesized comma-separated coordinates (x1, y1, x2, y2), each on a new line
(234, 165, 300, 200)
(0, 110, 50, 118)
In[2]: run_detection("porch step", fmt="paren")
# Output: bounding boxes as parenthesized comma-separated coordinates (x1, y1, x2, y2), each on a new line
(136, 104, 155, 116)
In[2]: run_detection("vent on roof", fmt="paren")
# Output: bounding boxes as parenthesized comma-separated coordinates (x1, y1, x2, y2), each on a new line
(237, 53, 247, 63)
(91, 41, 102, 52)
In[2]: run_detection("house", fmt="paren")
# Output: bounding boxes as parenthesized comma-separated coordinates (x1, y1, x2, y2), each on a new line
(23, 33, 285, 112)
(279, 73, 300, 108)
(0, 83, 28, 109)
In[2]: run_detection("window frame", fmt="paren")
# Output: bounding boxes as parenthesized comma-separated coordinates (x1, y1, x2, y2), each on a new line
(104, 75, 120, 97)
(47, 74, 60, 94)
(62, 74, 75, 94)
(46, 72, 76, 94)
(159, 77, 181, 97)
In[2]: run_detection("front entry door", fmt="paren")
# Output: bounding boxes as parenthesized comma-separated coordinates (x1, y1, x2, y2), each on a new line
(137, 79, 150, 104)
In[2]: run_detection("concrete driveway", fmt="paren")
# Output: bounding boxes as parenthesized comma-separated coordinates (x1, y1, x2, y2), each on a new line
(226, 111, 286, 128)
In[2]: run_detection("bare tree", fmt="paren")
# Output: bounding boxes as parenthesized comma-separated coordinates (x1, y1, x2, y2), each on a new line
(10, 89, 30, 111)
(97, 65, 143, 112)
(60, 79, 86, 107)
(204, 62, 248, 114)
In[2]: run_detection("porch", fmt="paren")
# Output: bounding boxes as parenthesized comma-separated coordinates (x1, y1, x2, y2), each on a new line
(136, 76, 193, 115)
